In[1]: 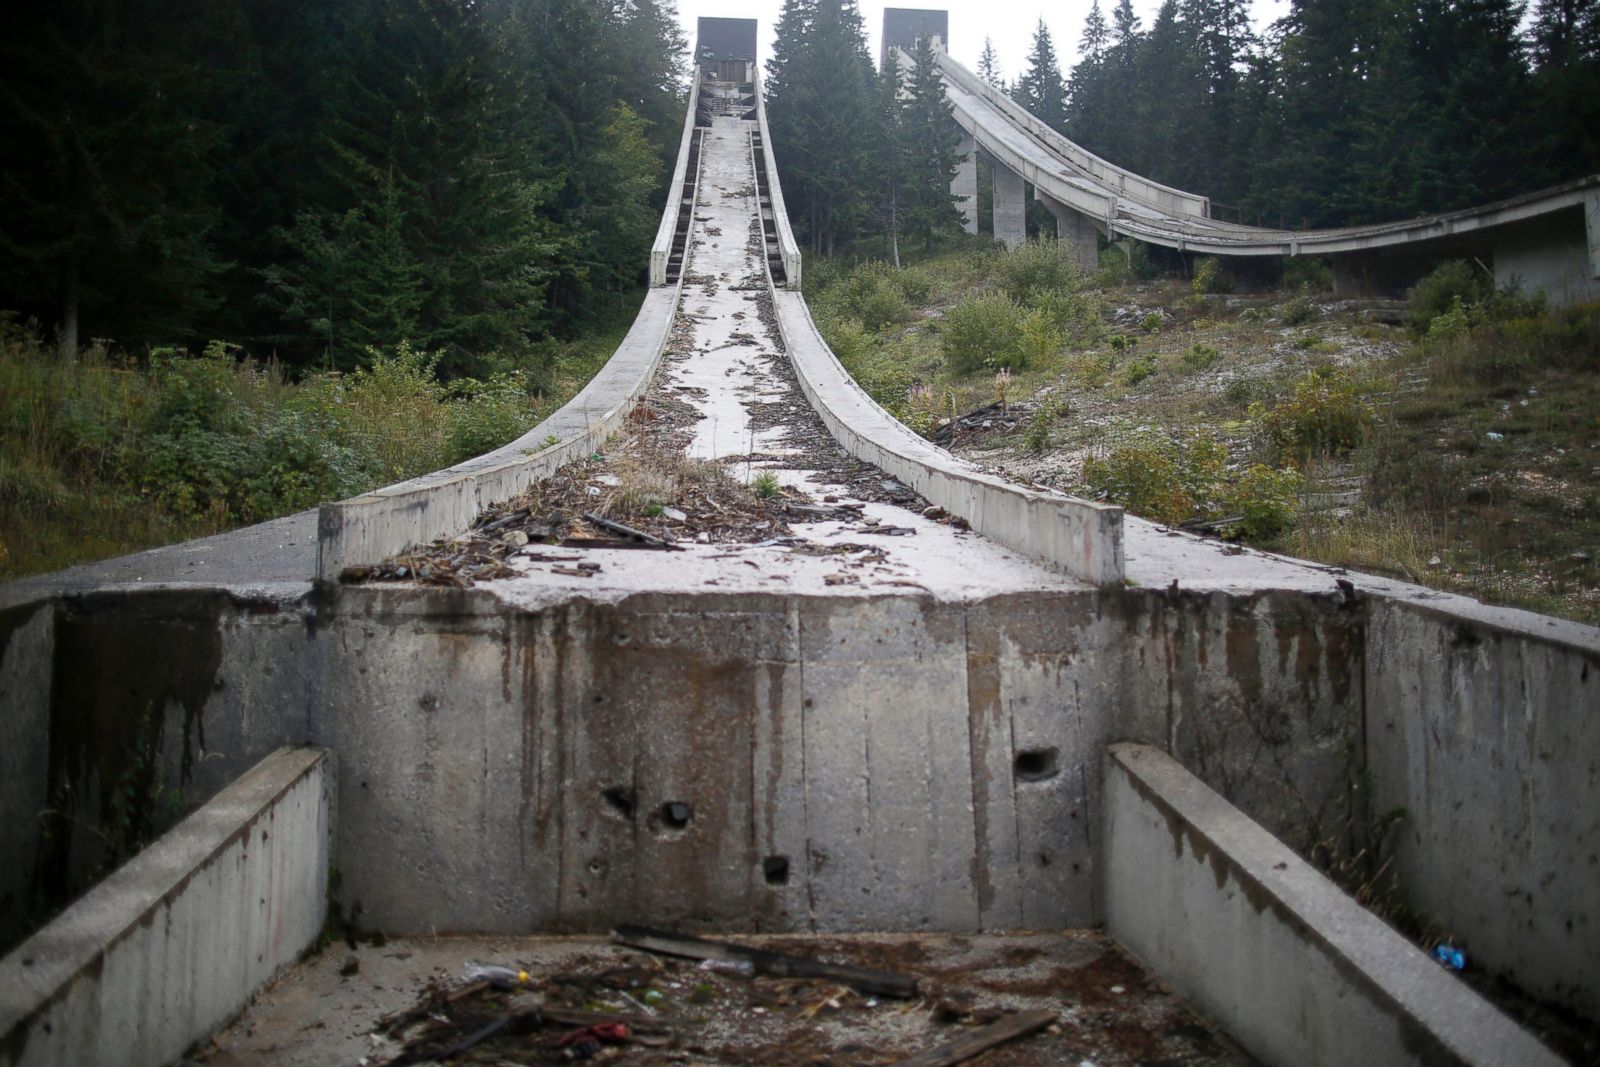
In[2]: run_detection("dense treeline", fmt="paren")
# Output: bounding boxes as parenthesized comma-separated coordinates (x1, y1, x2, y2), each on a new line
(765, 0, 1598, 252)
(1050, 0, 1599, 227)
(766, 0, 964, 256)
(0, 0, 687, 377)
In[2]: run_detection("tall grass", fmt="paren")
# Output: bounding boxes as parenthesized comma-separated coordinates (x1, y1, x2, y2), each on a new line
(0, 310, 632, 580)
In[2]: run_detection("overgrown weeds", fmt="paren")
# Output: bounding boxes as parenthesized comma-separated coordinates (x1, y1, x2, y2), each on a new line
(0, 313, 627, 579)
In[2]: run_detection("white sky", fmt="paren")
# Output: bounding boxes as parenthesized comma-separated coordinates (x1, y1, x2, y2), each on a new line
(673, 0, 1293, 81)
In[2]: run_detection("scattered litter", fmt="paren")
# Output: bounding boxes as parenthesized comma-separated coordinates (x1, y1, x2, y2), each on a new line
(1432, 944, 1466, 970)
(462, 961, 530, 988)
(1485, 431, 1504, 441)
(613, 924, 919, 998)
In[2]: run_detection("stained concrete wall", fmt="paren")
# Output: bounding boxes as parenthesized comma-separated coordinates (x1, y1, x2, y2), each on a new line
(1365, 600, 1600, 1020)
(316, 585, 1365, 937)
(1492, 202, 1600, 308)
(0, 590, 314, 955)
(1104, 744, 1564, 1067)
(0, 747, 330, 1067)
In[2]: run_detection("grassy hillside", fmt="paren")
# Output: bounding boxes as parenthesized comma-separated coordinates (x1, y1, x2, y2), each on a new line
(805, 241, 1600, 625)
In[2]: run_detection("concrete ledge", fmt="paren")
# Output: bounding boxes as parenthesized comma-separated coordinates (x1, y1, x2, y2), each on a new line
(1103, 743, 1562, 1067)
(650, 71, 703, 287)
(752, 70, 801, 289)
(0, 746, 331, 1067)
(315, 286, 679, 580)
(771, 290, 1123, 585)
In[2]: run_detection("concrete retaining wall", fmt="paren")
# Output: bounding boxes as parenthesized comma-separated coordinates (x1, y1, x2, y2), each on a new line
(316, 585, 1366, 936)
(1364, 598, 1600, 1019)
(0, 747, 331, 1067)
(1492, 202, 1600, 308)
(1103, 743, 1563, 1067)
(0, 590, 315, 955)
(771, 290, 1124, 585)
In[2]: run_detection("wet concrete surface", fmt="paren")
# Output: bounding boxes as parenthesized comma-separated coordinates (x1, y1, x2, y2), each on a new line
(201, 932, 1258, 1066)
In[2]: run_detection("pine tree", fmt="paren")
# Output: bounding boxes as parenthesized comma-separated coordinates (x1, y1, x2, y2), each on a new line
(1527, 0, 1600, 181)
(1013, 20, 1068, 133)
(1067, 1, 1113, 152)
(766, 0, 879, 253)
(1080, 1, 1111, 62)
(1176, 0, 1257, 202)
(1130, 0, 1206, 186)
(899, 35, 966, 250)
(872, 51, 909, 264)
(978, 37, 1003, 87)
(1096, 0, 1145, 164)
(0, 0, 229, 354)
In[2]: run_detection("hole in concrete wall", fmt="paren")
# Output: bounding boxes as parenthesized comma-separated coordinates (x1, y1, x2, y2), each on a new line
(1015, 747, 1060, 782)
(602, 786, 635, 821)
(763, 855, 790, 886)
(660, 801, 692, 831)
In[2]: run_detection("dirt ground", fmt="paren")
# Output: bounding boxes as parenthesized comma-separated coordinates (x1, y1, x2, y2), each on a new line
(198, 932, 1258, 1066)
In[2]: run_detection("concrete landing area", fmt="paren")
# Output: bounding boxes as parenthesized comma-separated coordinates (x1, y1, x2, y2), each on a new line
(201, 932, 1256, 1066)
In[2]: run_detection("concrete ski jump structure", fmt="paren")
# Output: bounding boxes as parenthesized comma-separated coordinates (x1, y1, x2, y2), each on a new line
(2, 14, 1596, 1067)
(895, 22, 1600, 306)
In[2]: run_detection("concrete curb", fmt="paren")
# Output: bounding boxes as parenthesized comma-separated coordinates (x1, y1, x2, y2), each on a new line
(650, 70, 704, 287)
(0, 747, 331, 1067)
(1103, 742, 1563, 1067)
(752, 69, 801, 289)
(314, 287, 679, 581)
(769, 289, 1124, 585)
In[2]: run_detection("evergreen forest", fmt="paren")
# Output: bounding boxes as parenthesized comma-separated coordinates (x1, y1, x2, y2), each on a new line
(765, 0, 1600, 250)
(0, 0, 688, 375)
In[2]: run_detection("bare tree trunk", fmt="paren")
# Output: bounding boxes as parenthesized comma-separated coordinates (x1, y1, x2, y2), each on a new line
(890, 192, 901, 269)
(60, 266, 79, 361)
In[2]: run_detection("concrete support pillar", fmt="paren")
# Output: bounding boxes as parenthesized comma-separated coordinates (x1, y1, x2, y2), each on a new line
(1035, 189, 1100, 271)
(992, 159, 1026, 249)
(952, 128, 977, 235)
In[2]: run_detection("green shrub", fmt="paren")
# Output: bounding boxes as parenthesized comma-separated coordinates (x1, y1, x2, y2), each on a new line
(1081, 429, 1226, 524)
(1000, 238, 1084, 301)
(1226, 464, 1301, 538)
(941, 292, 1025, 374)
(1224, 376, 1265, 407)
(1030, 287, 1105, 346)
(1108, 333, 1136, 351)
(447, 372, 536, 457)
(1123, 355, 1158, 386)
(825, 260, 933, 331)
(1252, 367, 1373, 463)
(1407, 260, 1487, 332)
(1192, 257, 1232, 295)
(819, 314, 913, 412)
(1182, 343, 1219, 370)
(896, 266, 934, 304)
(1140, 312, 1165, 334)
(1023, 403, 1058, 454)
(1017, 308, 1063, 370)
(1281, 297, 1318, 326)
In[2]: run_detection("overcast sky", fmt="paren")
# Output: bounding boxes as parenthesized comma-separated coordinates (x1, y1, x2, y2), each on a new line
(672, 0, 1293, 82)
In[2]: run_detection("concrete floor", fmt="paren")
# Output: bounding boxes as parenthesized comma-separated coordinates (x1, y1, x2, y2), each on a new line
(200, 933, 1257, 1066)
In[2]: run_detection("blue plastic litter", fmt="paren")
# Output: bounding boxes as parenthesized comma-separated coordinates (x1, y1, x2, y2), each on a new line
(1432, 944, 1466, 970)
